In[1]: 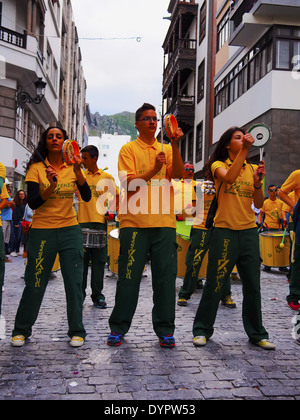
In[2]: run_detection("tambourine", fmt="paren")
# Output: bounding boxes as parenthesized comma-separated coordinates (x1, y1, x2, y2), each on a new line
(248, 123, 271, 148)
(164, 114, 178, 139)
(62, 140, 80, 165)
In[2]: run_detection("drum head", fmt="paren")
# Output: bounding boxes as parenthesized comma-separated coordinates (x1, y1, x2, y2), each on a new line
(62, 140, 80, 164)
(248, 124, 271, 148)
(164, 114, 178, 139)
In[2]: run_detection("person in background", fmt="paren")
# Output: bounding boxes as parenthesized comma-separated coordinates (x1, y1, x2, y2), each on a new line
(0, 179, 14, 262)
(10, 190, 27, 257)
(78, 145, 119, 309)
(278, 170, 300, 311)
(0, 164, 8, 317)
(11, 125, 91, 348)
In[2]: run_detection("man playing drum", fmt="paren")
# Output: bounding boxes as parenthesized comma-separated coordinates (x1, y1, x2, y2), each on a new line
(107, 103, 184, 348)
(78, 145, 119, 309)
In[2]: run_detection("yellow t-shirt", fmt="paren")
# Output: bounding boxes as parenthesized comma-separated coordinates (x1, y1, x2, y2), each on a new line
(280, 170, 300, 208)
(211, 159, 257, 230)
(193, 188, 215, 230)
(0, 162, 6, 180)
(260, 198, 283, 229)
(0, 183, 8, 228)
(78, 169, 119, 224)
(25, 159, 84, 229)
(118, 137, 176, 229)
(282, 191, 296, 217)
(172, 179, 197, 215)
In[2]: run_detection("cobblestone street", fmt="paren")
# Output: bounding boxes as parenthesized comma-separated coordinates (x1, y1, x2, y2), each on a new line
(0, 255, 300, 401)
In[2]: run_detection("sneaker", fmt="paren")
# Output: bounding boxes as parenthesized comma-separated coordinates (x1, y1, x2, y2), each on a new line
(288, 301, 300, 311)
(159, 334, 175, 348)
(69, 336, 84, 347)
(93, 298, 107, 309)
(196, 280, 204, 289)
(107, 332, 124, 346)
(221, 295, 236, 308)
(10, 252, 18, 257)
(11, 335, 26, 347)
(177, 298, 187, 306)
(193, 336, 207, 347)
(256, 339, 276, 350)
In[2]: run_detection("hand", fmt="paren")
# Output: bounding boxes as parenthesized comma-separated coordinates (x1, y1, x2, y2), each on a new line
(45, 167, 58, 186)
(242, 133, 255, 150)
(154, 152, 166, 172)
(170, 127, 184, 145)
(254, 161, 265, 184)
(73, 155, 83, 175)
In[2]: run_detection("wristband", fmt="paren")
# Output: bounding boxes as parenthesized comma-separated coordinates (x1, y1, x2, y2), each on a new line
(254, 184, 262, 189)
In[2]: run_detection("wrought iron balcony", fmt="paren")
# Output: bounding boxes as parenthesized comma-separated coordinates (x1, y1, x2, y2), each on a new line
(0, 26, 27, 49)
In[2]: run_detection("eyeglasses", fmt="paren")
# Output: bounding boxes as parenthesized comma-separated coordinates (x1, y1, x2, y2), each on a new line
(139, 117, 159, 122)
(184, 168, 194, 172)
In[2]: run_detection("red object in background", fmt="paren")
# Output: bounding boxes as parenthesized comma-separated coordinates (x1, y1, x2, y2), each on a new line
(14, 159, 17, 168)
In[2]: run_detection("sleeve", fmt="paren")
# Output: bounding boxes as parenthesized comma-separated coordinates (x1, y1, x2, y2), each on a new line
(27, 181, 46, 210)
(281, 171, 298, 194)
(76, 180, 91, 202)
(211, 161, 226, 178)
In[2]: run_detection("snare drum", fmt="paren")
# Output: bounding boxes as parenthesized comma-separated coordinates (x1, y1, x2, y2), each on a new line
(82, 228, 106, 248)
(109, 228, 119, 274)
(259, 230, 290, 267)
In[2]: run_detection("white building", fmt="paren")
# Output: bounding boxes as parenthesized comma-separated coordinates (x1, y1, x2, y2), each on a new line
(88, 134, 131, 187)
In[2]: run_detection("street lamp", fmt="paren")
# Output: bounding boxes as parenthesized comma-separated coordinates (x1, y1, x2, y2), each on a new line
(16, 77, 47, 107)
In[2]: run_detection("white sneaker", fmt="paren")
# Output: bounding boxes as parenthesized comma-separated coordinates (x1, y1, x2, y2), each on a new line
(10, 252, 18, 257)
(11, 335, 26, 347)
(69, 336, 84, 347)
(193, 336, 207, 347)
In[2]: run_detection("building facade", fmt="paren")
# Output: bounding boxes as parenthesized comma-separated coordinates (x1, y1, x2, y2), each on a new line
(0, 0, 87, 190)
(162, 0, 300, 187)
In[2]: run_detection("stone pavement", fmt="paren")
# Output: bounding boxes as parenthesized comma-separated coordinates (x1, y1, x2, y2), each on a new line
(0, 253, 300, 401)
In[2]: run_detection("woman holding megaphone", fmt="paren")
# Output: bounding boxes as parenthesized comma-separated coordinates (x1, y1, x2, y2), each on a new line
(11, 125, 91, 348)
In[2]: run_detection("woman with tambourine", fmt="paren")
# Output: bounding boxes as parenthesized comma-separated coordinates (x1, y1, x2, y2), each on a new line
(11, 125, 91, 348)
(192, 126, 276, 350)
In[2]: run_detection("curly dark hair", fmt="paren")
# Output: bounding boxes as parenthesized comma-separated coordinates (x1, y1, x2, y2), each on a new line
(26, 126, 68, 173)
(204, 126, 246, 181)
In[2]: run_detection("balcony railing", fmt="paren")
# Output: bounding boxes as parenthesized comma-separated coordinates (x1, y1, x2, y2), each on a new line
(0, 26, 27, 49)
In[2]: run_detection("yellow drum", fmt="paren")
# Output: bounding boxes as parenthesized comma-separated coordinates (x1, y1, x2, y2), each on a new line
(51, 254, 60, 272)
(259, 230, 290, 267)
(109, 228, 120, 274)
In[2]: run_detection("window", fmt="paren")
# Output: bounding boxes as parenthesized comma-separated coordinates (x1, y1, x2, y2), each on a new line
(199, 1, 206, 45)
(181, 138, 186, 162)
(16, 107, 28, 146)
(217, 11, 230, 51)
(276, 40, 290, 69)
(197, 60, 205, 103)
(188, 131, 194, 162)
(196, 122, 203, 163)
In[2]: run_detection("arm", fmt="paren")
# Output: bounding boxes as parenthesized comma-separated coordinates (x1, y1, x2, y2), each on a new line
(278, 189, 295, 210)
(169, 128, 184, 180)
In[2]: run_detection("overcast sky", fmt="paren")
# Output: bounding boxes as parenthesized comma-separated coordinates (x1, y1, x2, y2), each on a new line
(71, 0, 171, 116)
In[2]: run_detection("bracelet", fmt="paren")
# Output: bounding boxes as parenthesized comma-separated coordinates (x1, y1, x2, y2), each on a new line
(254, 184, 262, 189)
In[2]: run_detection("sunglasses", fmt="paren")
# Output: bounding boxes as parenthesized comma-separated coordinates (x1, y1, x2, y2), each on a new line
(139, 117, 159, 122)
(269, 188, 277, 192)
(184, 168, 194, 172)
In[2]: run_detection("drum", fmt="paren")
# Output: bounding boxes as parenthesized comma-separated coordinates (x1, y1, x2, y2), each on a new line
(109, 228, 119, 274)
(176, 221, 208, 278)
(107, 221, 117, 257)
(259, 230, 290, 267)
(82, 228, 106, 248)
(51, 254, 60, 272)
(62, 139, 80, 165)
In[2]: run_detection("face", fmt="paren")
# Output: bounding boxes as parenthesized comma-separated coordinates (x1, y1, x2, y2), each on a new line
(135, 109, 158, 137)
(81, 152, 96, 170)
(227, 131, 244, 155)
(269, 186, 277, 197)
(183, 163, 195, 179)
(46, 128, 65, 153)
(18, 191, 25, 200)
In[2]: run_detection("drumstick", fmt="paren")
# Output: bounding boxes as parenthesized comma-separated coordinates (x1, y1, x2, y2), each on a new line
(290, 231, 296, 263)
(280, 225, 287, 249)
(35, 149, 57, 182)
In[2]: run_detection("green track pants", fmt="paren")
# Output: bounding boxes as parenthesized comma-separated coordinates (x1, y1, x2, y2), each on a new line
(193, 227, 269, 344)
(12, 225, 86, 339)
(109, 227, 177, 338)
